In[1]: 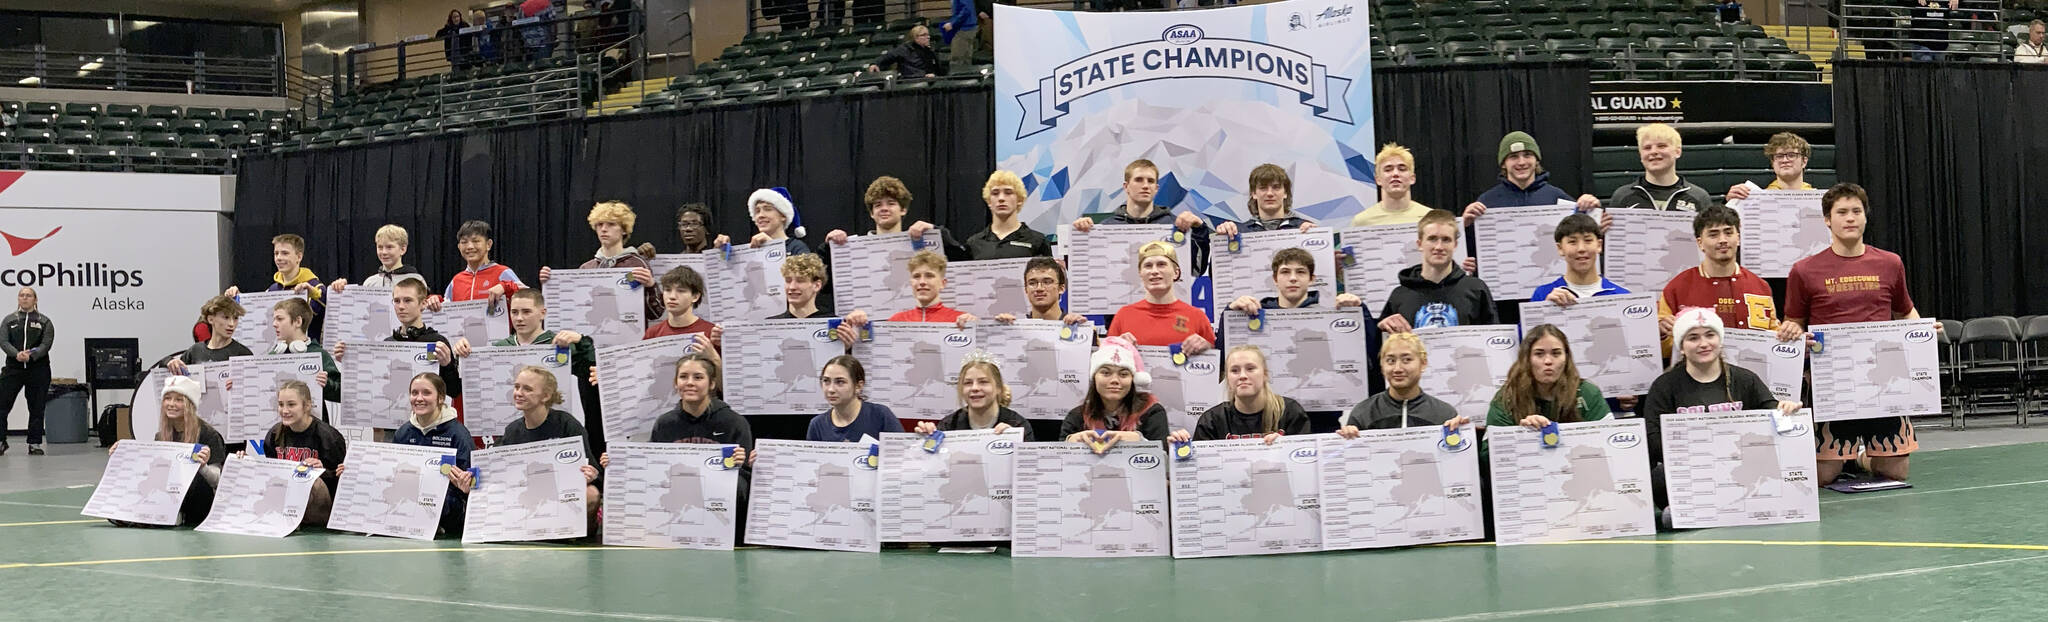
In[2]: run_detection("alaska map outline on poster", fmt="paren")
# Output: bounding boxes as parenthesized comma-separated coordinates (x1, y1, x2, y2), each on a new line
(1061, 224, 1195, 316)
(971, 319, 1092, 420)
(542, 268, 644, 348)
(1605, 209, 1700, 292)
(1518, 293, 1663, 395)
(945, 258, 1036, 319)
(723, 320, 840, 415)
(1137, 345, 1223, 433)
(1660, 410, 1820, 529)
(855, 322, 975, 420)
(423, 298, 510, 350)
(688, 246, 788, 323)
(1219, 307, 1370, 411)
(601, 442, 742, 550)
(877, 429, 1024, 542)
(322, 286, 398, 346)
(197, 454, 324, 538)
(326, 441, 458, 540)
(1809, 319, 1941, 422)
(1168, 435, 1324, 558)
(81, 440, 205, 526)
(337, 342, 436, 429)
(996, 0, 1376, 234)
(1488, 419, 1656, 545)
(223, 353, 324, 441)
(462, 437, 589, 543)
(1412, 326, 1519, 426)
(1318, 424, 1484, 550)
(596, 334, 697, 443)
(1338, 223, 1466, 312)
(744, 439, 881, 552)
(1209, 229, 1338, 308)
(830, 232, 941, 314)
(1720, 328, 1808, 402)
(1472, 203, 1575, 295)
(1009, 443, 1171, 558)
(1736, 190, 1831, 278)
(461, 344, 583, 434)
(230, 291, 306, 347)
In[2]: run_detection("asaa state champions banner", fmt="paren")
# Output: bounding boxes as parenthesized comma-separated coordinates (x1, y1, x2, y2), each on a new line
(995, 0, 1376, 234)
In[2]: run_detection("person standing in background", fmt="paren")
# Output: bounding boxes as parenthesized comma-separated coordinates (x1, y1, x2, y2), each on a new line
(1, 288, 53, 456)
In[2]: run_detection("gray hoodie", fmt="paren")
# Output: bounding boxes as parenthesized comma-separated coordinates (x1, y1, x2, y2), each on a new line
(1342, 390, 1459, 430)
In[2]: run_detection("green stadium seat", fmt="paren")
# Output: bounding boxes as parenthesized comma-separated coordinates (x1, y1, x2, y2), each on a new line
(145, 105, 182, 119)
(57, 130, 97, 145)
(99, 130, 139, 146)
(62, 102, 100, 116)
(23, 102, 60, 116)
(55, 115, 94, 131)
(1443, 41, 1493, 56)
(1436, 28, 1482, 42)
(183, 107, 223, 121)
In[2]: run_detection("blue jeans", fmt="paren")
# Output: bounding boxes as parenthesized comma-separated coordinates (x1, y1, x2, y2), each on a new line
(1909, 44, 1937, 62)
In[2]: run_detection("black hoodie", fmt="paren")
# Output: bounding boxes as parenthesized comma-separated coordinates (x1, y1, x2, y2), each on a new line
(649, 399, 755, 450)
(1379, 264, 1498, 328)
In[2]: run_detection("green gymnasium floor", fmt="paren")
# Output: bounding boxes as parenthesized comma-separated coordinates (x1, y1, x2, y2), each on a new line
(5, 442, 2047, 621)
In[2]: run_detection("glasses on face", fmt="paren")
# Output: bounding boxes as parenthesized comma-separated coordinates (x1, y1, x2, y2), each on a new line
(1771, 152, 1806, 162)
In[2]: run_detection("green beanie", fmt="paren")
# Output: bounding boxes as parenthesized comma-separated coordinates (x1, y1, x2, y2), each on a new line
(1498, 131, 1541, 165)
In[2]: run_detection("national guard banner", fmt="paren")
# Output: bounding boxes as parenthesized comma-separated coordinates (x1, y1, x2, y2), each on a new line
(996, 0, 1375, 234)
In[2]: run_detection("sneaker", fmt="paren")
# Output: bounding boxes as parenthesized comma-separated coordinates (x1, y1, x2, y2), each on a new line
(27, 444, 44, 456)
(0, 439, 8, 455)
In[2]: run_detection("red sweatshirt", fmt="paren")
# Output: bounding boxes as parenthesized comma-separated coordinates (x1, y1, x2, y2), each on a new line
(888, 303, 966, 324)
(1108, 299, 1214, 347)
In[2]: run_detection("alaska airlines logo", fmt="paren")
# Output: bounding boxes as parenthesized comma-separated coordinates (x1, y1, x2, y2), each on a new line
(0, 226, 59, 257)
(1013, 25, 1354, 138)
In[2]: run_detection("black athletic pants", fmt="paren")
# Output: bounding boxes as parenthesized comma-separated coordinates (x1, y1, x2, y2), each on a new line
(0, 363, 51, 445)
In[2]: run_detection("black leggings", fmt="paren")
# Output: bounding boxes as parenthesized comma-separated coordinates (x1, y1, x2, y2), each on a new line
(0, 364, 51, 445)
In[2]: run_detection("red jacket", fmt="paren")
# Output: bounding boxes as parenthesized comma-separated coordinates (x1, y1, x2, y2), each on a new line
(446, 262, 523, 302)
(888, 303, 966, 324)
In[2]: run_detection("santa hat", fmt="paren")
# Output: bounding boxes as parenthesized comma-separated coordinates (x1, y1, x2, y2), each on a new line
(1671, 306, 1725, 344)
(162, 374, 203, 405)
(748, 187, 805, 238)
(1091, 336, 1150, 388)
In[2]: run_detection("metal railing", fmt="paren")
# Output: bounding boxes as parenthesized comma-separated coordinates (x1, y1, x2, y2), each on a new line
(336, 8, 641, 93)
(1590, 44, 1823, 81)
(0, 46, 282, 97)
(1836, 1, 2007, 60)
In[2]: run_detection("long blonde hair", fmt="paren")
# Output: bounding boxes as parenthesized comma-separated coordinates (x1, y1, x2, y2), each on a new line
(1499, 324, 1588, 423)
(157, 393, 203, 444)
(1226, 345, 1288, 434)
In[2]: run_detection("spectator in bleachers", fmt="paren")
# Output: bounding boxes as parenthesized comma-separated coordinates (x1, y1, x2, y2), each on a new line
(1725, 132, 1815, 202)
(2019, 20, 2047, 63)
(1607, 123, 1711, 213)
(471, 9, 502, 65)
(868, 25, 941, 78)
(942, 0, 980, 70)
(520, 0, 559, 61)
(1908, 0, 1958, 61)
(438, 11, 473, 70)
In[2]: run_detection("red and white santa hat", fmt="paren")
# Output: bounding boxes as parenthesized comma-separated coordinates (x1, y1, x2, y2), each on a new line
(1091, 336, 1150, 388)
(1671, 306, 1725, 343)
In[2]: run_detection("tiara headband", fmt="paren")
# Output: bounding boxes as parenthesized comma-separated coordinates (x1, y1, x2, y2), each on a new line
(962, 349, 1003, 371)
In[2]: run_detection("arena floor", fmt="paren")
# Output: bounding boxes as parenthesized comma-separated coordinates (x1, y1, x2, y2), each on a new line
(2, 436, 2044, 621)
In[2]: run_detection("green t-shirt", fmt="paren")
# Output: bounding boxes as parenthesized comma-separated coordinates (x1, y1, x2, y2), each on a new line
(1482, 380, 1610, 458)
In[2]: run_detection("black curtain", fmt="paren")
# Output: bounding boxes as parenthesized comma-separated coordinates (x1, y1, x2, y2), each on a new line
(1372, 61, 1595, 211)
(235, 67, 1588, 291)
(234, 88, 994, 293)
(1833, 61, 2048, 320)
